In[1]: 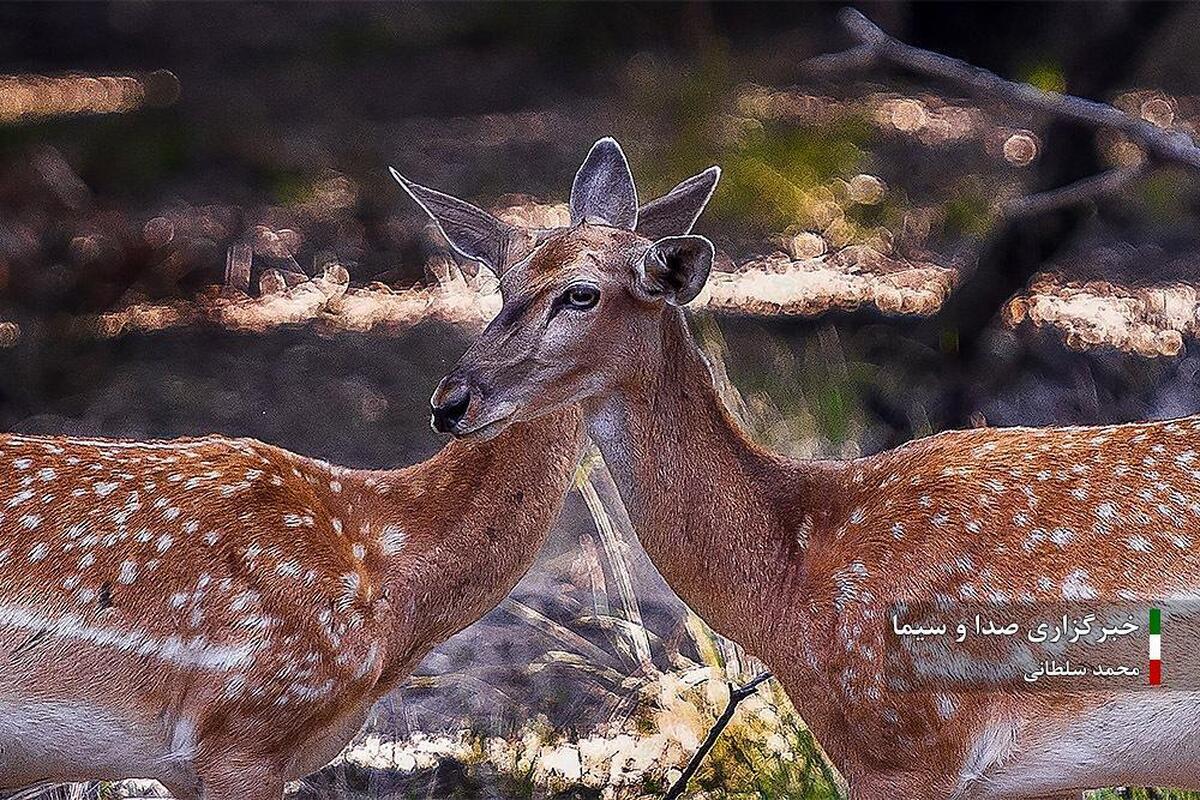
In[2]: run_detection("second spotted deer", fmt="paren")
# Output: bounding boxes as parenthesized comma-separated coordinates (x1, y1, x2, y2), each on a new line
(427, 137, 1200, 798)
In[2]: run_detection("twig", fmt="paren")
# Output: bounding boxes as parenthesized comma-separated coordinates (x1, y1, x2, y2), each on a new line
(662, 671, 774, 800)
(816, 8, 1200, 172)
(1003, 163, 1148, 218)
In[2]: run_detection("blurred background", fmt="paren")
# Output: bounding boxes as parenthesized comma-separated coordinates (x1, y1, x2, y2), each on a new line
(2, 3, 1199, 798)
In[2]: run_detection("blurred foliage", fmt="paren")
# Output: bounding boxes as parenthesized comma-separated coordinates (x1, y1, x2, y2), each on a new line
(699, 316, 876, 459)
(1020, 60, 1068, 94)
(712, 122, 871, 235)
(941, 176, 998, 239)
(1137, 171, 1192, 223)
(627, 41, 880, 240)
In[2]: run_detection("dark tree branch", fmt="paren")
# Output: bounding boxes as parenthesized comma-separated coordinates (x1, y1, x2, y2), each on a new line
(1003, 163, 1148, 219)
(801, 43, 877, 76)
(817, 8, 1200, 173)
(806, 4, 1177, 430)
(662, 672, 773, 800)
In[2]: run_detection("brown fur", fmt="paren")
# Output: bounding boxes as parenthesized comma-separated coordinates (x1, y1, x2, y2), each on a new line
(0, 409, 584, 797)
(615, 314, 1200, 797)
(447, 223, 1200, 799)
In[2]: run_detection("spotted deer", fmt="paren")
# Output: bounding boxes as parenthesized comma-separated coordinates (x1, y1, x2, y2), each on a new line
(0, 417, 584, 798)
(0, 150, 721, 799)
(424, 137, 1200, 799)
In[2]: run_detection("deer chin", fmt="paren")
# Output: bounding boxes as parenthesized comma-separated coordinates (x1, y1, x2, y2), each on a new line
(454, 402, 519, 441)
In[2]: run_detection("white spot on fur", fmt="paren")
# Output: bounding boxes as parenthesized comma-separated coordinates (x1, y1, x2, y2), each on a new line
(1126, 535, 1153, 552)
(336, 572, 361, 612)
(1062, 569, 1098, 600)
(833, 560, 869, 610)
(379, 524, 407, 555)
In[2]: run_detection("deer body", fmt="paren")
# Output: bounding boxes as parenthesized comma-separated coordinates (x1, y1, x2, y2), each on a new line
(0, 410, 584, 798)
(422, 138, 1200, 799)
(590, 311, 1200, 798)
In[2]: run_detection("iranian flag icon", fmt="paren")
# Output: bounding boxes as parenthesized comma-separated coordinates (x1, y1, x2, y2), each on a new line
(1149, 608, 1162, 686)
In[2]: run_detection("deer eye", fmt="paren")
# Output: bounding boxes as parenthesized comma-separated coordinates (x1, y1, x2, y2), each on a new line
(561, 284, 600, 311)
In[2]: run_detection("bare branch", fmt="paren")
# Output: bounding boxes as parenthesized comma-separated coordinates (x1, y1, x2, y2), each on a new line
(662, 672, 774, 800)
(800, 43, 878, 77)
(819, 7, 1200, 172)
(1003, 164, 1148, 219)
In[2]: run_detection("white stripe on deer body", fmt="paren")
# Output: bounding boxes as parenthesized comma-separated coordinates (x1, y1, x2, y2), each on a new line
(0, 414, 584, 799)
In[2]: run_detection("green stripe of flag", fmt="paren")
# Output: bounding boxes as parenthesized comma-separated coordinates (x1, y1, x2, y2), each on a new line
(1150, 607, 1161, 635)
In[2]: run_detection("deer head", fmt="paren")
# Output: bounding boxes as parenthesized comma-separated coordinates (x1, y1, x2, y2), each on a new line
(393, 137, 718, 437)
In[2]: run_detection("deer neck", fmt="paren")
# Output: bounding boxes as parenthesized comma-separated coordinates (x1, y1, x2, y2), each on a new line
(582, 310, 812, 656)
(347, 408, 586, 680)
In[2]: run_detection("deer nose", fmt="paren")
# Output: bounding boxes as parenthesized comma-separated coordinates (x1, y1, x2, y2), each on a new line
(430, 383, 472, 434)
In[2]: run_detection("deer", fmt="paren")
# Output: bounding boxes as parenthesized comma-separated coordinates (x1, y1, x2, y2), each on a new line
(421, 136, 1200, 799)
(0, 150, 719, 799)
(0, 416, 585, 798)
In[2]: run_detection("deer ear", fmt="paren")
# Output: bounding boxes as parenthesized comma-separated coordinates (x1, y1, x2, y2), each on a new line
(638, 235, 714, 306)
(390, 168, 527, 275)
(636, 166, 720, 240)
(569, 137, 638, 230)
